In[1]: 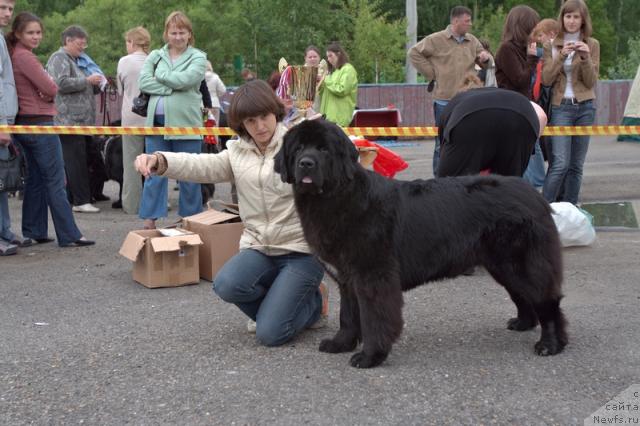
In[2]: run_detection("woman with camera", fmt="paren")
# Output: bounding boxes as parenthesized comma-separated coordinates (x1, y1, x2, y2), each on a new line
(541, 0, 599, 204)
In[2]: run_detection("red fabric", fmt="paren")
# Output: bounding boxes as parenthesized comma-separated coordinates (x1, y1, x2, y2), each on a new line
(203, 113, 217, 145)
(532, 60, 543, 101)
(353, 139, 408, 178)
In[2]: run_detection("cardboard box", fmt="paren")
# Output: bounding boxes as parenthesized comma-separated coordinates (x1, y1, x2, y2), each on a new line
(182, 207, 244, 281)
(119, 229, 203, 288)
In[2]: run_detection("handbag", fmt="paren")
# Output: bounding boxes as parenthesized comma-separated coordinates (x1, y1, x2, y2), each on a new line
(532, 61, 553, 119)
(131, 57, 161, 117)
(0, 143, 26, 193)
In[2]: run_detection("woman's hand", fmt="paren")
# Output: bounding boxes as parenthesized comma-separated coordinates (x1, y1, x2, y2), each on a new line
(134, 153, 158, 177)
(527, 42, 537, 56)
(573, 41, 590, 59)
(86, 73, 103, 86)
(561, 42, 575, 58)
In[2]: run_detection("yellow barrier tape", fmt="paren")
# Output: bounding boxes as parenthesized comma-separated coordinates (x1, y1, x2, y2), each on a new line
(1, 125, 639, 137)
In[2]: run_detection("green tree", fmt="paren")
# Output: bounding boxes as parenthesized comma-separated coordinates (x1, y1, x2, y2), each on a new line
(607, 36, 640, 79)
(347, 0, 407, 83)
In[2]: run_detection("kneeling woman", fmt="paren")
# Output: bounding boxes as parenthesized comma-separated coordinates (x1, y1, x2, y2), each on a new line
(135, 80, 326, 346)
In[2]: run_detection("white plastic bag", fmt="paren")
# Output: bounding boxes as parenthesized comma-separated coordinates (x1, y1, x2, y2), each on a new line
(550, 202, 597, 247)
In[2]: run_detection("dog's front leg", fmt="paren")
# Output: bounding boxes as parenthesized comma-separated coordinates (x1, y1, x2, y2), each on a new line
(349, 279, 404, 368)
(319, 281, 360, 353)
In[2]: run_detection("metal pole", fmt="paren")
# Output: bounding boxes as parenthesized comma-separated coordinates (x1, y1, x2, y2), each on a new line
(405, 0, 417, 83)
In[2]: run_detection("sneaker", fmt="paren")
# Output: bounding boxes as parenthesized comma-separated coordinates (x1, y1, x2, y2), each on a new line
(72, 203, 100, 213)
(247, 319, 257, 334)
(0, 240, 18, 256)
(310, 281, 329, 329)
(6, 237, 32, 247)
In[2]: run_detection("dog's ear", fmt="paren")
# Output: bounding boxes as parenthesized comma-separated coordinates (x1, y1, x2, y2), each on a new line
(328, 123, 359, 180)
(274, 128, 296, 183)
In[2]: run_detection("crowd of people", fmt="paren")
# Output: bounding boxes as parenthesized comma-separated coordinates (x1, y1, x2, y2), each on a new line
(409, 0, 599, 203)
(1, 1, 603, 348)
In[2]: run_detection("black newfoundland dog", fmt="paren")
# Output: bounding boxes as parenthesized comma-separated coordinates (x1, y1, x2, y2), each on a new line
(274, 120, 567, 368)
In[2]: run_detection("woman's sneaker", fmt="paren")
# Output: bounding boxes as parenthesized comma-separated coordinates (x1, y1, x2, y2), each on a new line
(247, 319, 257, 334)
(72, 203, 100, 213)
(310, 282, 329, 329)
(0, 240, 18, 256)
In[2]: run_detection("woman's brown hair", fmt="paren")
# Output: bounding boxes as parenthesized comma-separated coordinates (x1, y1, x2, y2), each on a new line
(5, 12, 43, 53)
(326, 42, 350, 72)
(227, 79, 285, 139)
(125, 26, 151, 54)
(163, 11, 194, 46)
(557, 0, 592, 39)
(501, 5, 540, 47)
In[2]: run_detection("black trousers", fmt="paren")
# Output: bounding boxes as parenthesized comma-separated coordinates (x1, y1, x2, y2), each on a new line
(60, 134, 92, 206)
(437, 109, 537, 178)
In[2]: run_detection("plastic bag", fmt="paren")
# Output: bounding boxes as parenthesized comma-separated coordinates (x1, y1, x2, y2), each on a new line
(550, 202, 596, 247)
(352, 139, 408, 178)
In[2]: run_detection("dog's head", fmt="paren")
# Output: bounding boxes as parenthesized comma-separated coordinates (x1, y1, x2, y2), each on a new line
(274, 119, 359, 195)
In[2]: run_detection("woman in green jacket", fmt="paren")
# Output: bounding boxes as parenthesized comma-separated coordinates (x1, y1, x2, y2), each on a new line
(318, 42, 358, 126)
(137, 11, 206, 229)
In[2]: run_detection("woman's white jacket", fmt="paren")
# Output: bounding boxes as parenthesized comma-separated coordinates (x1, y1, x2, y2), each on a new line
(158, 123, 309, 255)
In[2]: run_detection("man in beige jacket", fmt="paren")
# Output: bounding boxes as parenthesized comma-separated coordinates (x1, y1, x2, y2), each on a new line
(408, 5, 490, 175)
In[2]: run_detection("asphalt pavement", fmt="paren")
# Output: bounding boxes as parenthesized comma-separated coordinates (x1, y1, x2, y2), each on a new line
(1, 136, 639, 425)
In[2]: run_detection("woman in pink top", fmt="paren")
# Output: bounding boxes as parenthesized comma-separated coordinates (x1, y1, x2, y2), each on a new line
(8, 12, 93, 247)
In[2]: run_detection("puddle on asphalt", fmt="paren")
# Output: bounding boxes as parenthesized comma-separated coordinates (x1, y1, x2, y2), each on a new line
(580, 202, 639, 228)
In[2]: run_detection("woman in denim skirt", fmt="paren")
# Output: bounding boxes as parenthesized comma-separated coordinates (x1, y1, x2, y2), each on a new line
(541, 0, 599, 204)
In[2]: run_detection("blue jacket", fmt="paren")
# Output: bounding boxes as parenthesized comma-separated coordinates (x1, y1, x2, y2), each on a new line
(0, 32, 18, 125)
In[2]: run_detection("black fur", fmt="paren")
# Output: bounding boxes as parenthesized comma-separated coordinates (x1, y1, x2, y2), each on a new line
(274, 119, 567, 368)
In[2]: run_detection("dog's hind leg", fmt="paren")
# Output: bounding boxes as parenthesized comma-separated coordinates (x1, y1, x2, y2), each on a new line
(484, 264, 538, 331)
(486, 262, 567, 356)
(533, 297, 568, 356)
(348, 276, 404, 368)
(319, 281, 361, 354)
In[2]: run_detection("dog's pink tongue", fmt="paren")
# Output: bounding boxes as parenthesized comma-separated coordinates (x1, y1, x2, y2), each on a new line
(302, 176, 313, 183)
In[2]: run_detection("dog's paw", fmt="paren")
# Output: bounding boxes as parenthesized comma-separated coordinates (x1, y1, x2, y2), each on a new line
(349, 351, 387, 368)
(534, 338, 566, 356)
(319, 338, 356, 353)
(507, 317, 538, 331)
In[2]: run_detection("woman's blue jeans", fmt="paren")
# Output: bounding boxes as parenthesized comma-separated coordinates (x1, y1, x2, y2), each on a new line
(543, 100, 595, 204)
(522, 140, 546, 189)
(139, 115, 202, 220)
(0, 145, 16, 242)
(213, 249, 324, 346)
(13, 128, 83, 246)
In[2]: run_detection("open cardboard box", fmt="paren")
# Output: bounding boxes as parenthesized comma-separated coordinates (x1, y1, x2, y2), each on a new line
(119, 229, 203, 288)
(182, 203, 244, 281)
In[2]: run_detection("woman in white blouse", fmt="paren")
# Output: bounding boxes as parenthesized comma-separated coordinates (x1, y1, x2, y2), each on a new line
(116, 26, 150, 214)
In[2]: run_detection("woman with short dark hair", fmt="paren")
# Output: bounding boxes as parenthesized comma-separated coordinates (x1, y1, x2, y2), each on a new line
(46, 24, 103, 213)
(133, 79, 328, 346)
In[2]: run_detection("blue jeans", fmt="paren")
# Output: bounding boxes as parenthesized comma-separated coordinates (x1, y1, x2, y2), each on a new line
(543, 100, 596, 204)
(139, 115, 202, 220)
(213, 249, 324, 346)
(522, 140, 546, 189)
(13, 127, 83, 246)
(0, 145, 16, 242)
(432, 100, 449, 176)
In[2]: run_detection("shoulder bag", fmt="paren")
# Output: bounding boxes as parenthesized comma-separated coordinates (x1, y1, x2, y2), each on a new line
(0, 143, 26, 193)
(132, 57, 161, 117)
